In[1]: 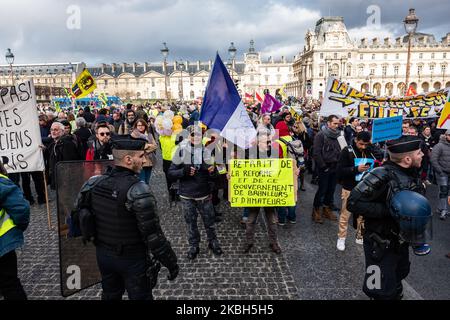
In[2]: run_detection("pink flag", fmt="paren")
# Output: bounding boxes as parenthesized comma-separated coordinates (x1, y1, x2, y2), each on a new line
(261, 93, 283, 114)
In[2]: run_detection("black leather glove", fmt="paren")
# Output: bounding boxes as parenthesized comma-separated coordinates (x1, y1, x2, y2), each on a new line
(167, 264, 179, 281)
(183, 165, 192, 177)
(146, 258, 161, 289)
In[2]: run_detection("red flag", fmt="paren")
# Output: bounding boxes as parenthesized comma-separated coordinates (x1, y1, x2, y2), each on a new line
(255, 92, 263, 103)
(406, 85, 417, 96)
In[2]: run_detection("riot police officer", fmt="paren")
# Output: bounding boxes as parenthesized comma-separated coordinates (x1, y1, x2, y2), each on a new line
(347, 135, 428, 300)
(74, 135, 179, 300)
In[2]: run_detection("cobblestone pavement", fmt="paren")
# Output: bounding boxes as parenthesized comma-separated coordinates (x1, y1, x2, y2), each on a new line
(17, 164, 297, 300)
(15, 164, 450, 300)
(277, 178, 450, 300)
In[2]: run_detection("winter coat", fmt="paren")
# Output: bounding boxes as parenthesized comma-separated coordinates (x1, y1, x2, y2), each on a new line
(0, 175, 30, 257)
(430, 135, 450, 175)
(168, 142, 217, 199)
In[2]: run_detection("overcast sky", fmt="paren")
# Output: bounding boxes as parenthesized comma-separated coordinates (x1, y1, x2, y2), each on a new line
(2, 0, 449, 66)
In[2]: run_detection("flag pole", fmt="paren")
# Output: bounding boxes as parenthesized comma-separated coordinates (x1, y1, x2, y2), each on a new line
(42, 171, 53, 230)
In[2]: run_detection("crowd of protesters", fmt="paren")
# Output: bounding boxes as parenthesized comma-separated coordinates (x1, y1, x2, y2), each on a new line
(28, 99, 450, 252)
(2, 96, 449, 300)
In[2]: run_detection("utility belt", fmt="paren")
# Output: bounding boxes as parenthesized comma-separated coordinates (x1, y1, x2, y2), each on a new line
(95, 240, 146, 256)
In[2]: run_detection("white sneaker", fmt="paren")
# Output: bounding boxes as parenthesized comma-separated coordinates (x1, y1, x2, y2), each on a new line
(355, 238, 364, 245)
(336, 238, 346, 251)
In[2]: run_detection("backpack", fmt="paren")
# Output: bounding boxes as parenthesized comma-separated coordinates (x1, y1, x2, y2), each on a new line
(279, 137, 305, 167)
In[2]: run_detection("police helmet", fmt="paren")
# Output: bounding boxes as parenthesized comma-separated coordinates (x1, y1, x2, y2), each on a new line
(390, 190, 432, 242)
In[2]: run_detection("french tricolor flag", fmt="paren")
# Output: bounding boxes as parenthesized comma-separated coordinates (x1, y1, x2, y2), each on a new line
(200, 54, 256, 149)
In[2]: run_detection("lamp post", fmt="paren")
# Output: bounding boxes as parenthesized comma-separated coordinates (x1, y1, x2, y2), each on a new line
(47, 69, 55, 103)
(228, 42, 237, 81)
(178, 61, 185, 102)
(5, 48, 14, 86)
(404, 8, 419, 95)
(160, 42, 170, 102)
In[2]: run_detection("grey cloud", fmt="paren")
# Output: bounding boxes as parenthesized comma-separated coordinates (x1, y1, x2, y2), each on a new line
(1, 0, 448, 66)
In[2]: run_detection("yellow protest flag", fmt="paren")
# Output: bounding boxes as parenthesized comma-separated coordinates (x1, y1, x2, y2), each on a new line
(71, 69, 97, 99)
(437, 94, 450, 129)
(279, 84, 287, 99)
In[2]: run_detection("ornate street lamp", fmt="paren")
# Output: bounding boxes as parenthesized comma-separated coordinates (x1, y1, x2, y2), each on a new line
(404, 8, 419, 95)
(160, 42, 170, 102)
(178, 61, 185, 102)
(228, 42, 237, 82)
(5, 48, 14, 85)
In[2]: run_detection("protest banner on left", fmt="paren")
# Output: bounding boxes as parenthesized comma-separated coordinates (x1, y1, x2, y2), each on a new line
(0, 80, 45, 173)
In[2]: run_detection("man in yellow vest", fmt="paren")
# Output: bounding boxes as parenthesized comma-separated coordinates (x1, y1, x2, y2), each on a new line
(160, 133, 178, 204)
(0, 157, 30, 300)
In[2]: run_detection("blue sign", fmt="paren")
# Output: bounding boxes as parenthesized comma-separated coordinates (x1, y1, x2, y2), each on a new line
(354, 158, 375, 181)
(371, 116, 403, 143)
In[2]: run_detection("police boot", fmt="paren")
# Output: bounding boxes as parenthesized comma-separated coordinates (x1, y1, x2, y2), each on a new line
(312, 207, 323, 224)
(323, 206, 337, 221)
(187, 247, 199, 260)
(208, 240, 223, 256)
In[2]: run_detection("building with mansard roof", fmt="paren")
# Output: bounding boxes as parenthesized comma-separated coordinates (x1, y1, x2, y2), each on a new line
(0, 41, 293, 102)
(0, 62, 84, 101)
(286, 16, 450, 99)
(89, 40, 294, 101)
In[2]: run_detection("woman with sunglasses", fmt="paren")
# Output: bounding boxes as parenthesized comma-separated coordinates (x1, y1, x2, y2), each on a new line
(132, 119, 157, 184)
(85, 123, 113, 161)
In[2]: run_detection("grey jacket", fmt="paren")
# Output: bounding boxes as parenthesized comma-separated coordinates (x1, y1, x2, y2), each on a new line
(430, 135, 450, 175)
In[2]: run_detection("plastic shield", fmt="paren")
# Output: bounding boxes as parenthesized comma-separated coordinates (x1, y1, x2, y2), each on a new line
(56, 160, 113, 297)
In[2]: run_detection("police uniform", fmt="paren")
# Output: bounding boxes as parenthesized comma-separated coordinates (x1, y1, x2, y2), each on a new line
(347, 136, 424, 300)
(74, 135, 178, 300)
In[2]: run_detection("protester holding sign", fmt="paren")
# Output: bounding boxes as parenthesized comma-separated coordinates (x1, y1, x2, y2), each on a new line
(236, 132, 289, 254)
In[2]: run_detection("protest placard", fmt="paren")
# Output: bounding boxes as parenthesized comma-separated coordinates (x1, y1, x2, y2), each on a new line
(371, 116, 403, 143)
(229, 158, 295, 207)
(0, 80, 44, 173)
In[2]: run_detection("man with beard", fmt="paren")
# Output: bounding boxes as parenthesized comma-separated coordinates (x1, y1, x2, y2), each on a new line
(312, 115, 342, 223)
(168, 125, 223, 260)
(118, 110, 137, 135)
(86, 124, 113, 160)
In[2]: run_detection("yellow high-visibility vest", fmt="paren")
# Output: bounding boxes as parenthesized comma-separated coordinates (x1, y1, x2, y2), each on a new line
(276, 136, 293, 158)
(159, 134, 177, 161)
(0, 174, 16, 237)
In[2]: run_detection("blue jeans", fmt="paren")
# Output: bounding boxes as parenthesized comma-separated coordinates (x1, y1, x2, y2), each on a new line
(277, 206, 296, 223)
(242, 208, 249, 219)
(313, 169, 337, 208)
(95, 246, 152, 300)
(139, 167, 152, 184)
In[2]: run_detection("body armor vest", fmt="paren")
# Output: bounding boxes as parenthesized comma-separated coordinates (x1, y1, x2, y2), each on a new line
(90, 169, 142, 247)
